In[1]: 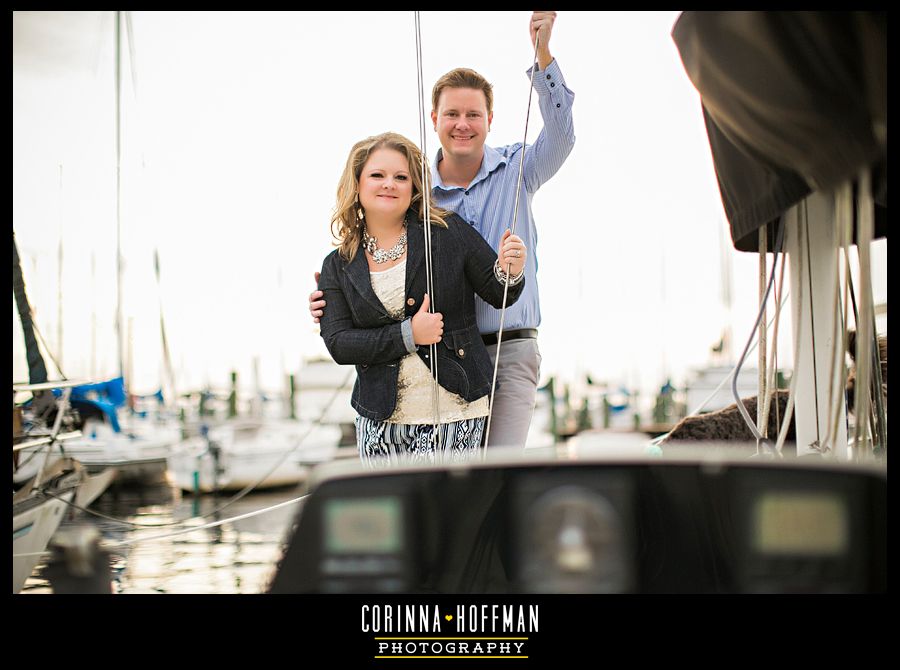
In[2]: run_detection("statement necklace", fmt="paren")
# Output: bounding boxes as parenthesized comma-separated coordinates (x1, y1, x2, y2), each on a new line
(363, 220, 408, 264)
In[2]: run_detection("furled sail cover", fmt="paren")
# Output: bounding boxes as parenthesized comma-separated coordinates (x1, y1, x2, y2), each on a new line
(672, 12, 886, 252)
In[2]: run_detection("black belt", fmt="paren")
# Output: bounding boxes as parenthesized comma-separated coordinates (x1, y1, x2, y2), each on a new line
(481, 328, 537, 346)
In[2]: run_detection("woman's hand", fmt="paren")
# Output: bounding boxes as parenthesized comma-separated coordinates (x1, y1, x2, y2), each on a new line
(498, 229, 526, 277)
(411, 293, 444, 345)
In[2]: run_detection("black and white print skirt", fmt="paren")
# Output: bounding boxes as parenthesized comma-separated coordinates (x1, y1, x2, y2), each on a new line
(355, 416, 486, 469)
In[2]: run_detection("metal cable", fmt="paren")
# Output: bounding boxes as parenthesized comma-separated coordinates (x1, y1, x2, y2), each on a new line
(13, 493, 309, 558)
(730, 218, 784, 451)
(482, 34, 541, 455)
(414, 12, 442, 457)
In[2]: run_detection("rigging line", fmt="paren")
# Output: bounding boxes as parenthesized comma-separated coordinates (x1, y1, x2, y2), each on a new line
(823, 181, 854, 455)
(30, 388, 74, 489)
(758, 226, 768, 441)
(649, 288, 793, 448)
(854, 251, 888, 454)
(482, 33, 541, 456)
(773, 205, 807, 457)
(414, 12, 441, 456)
(109, 493, 308, 547)
(760, 232, 789, 456)
(12, 493, 310, 558)
(845, 271, 884, 455)
(772, 277, 782, 442)
(730, 217, 784, 451)
(852, 167, 876, 459)
(801, 199, 823, 447)
(29, 310, 67, 381)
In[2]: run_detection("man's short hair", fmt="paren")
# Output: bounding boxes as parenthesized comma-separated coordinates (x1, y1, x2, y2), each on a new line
(432, 68, 494, 115)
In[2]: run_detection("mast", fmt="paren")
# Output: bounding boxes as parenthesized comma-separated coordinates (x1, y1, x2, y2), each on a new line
(91, 251, 97, 379)
(56, 164, 64, 371)
(154, 249, 177, 406)
(114, 10, 125, 383)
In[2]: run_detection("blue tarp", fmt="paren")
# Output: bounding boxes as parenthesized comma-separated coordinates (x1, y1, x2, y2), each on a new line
(64, 376, 127, 432)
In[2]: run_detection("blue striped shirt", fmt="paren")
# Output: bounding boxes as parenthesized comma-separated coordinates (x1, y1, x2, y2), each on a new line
(431, 59, 575, 334)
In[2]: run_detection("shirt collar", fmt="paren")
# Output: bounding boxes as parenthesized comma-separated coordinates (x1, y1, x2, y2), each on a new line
(431, 145, 508, 192)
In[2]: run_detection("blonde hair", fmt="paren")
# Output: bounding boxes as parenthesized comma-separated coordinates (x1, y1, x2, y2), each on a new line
(432, 68, 494, 115)
(332, 132, 448, 261)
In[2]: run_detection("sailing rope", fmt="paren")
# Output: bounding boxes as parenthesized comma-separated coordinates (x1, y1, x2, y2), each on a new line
(764, 238, 787, 447)
(482, 34, 542, 456)
(772, 203, 805, 456)
(757, 226, 768, 439)
(414, 11, 442, 457)
(730, 217, 784, 453)
(852, 167, 877, 459)
(13, 493, 309, 558)
(823, 180, 854, 456)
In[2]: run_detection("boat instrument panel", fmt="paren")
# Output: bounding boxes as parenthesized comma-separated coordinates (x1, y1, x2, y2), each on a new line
(269, 451, 886, 594)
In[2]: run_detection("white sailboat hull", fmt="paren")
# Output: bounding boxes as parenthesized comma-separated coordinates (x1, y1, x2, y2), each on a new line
(56, 420, 179, 485)
(167, 419, 341, 492)
(13, 490, 74, 593)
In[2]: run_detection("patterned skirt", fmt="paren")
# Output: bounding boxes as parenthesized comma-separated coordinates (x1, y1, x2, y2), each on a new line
(355, 415, 486, 469)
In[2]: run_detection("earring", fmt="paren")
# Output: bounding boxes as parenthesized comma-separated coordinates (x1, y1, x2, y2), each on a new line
(355, 195, 365, 223)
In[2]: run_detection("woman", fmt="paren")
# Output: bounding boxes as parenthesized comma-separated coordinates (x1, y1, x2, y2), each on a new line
(317, 132, 526, 466)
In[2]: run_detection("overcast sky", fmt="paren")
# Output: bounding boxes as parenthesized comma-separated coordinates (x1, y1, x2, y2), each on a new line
(13, 11, 887, 402)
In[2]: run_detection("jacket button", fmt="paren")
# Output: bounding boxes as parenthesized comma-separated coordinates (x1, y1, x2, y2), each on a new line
(407, 297, 415, 306)
(457, 348, 465, 357)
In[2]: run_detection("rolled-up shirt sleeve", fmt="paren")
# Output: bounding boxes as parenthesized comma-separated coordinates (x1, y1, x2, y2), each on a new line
(400, 318, 416, 354)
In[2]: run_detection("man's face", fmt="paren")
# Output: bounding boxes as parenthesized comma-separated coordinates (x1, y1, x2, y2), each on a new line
(431, 87, 492, 162)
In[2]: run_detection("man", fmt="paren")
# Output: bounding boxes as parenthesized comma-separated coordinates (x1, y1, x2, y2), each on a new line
(310, 11, 575, 447)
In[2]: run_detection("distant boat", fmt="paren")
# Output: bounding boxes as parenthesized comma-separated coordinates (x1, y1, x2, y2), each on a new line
(23, 376, 180, 486)
(682, 363, 762, 415)
(167, 417, 341, 493)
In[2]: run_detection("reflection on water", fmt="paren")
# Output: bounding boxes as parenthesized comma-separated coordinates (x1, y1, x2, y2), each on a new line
(22, 480, 303, 594)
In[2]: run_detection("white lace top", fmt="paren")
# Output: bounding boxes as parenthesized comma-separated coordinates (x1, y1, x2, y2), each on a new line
(369, 261, 489, 424)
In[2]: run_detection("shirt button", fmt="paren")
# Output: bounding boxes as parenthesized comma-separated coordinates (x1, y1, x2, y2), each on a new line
(465, 190, 469, 196)
(556, 103, 561, 108)
(407, 297, 415, 306)
(550, 82, 555, 88)
(546, 74, 551, 80)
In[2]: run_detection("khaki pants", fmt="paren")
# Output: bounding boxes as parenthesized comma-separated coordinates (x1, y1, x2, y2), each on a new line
(483, 338, 542, 448)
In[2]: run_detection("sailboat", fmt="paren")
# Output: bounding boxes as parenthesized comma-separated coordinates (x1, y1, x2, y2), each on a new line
(166, 359, 348, 492)
(13, 234, 116, 594)
(167, 415, 341, 493)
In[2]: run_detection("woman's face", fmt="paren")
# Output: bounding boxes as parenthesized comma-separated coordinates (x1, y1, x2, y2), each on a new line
(358, 148, 413, 223)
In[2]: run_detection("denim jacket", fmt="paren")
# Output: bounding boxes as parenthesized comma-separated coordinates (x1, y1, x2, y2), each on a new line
(317, 210, 525, 422)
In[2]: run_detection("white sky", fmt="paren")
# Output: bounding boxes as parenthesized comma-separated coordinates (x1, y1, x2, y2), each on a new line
(12, 11, 887, 401)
